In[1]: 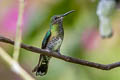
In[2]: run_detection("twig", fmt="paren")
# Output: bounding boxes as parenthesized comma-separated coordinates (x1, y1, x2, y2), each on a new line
(0, 47, 35, 80)
(13, 0, 24, 61)
(0, 36, 120, 70)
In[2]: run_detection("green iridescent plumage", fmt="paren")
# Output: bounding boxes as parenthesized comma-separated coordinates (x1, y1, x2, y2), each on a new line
(32, 10, 75, 76)
(42, 30, 51, 49)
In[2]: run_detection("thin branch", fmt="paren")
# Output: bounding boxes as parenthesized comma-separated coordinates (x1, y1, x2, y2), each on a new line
(0, 47, 35, 80)
(13, 0, 24, 61)
(0, 36, 120, 70)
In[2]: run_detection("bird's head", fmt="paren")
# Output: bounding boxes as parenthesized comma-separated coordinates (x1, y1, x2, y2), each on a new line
(50, 10, 75, 25)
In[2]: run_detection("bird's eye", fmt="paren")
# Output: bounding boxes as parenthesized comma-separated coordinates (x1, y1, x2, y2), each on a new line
(55, 17, 58, 20)
(55, 17, 59, 20)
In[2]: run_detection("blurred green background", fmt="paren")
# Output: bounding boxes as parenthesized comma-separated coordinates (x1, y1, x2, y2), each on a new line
(0, 0, 120, 80)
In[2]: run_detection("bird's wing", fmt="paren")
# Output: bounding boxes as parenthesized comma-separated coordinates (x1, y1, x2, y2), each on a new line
(41, 30, 51, 49)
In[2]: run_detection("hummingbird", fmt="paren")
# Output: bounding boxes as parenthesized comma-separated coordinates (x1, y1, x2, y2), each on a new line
(32, 10, 75, 76)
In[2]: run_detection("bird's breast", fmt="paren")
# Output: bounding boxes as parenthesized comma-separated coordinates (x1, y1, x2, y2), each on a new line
(46, 37, 63, 51)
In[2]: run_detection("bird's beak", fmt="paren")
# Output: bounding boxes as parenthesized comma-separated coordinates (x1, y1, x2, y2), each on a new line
(60, 10, 75, 18)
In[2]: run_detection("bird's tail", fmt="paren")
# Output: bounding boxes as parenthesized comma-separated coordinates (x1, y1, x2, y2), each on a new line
(32, 55, 51, 76)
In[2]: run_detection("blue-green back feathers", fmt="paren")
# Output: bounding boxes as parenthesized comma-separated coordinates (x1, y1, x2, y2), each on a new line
(42, 30, 51, 49)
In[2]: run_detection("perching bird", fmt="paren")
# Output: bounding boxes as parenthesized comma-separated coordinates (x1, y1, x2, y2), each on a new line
(32, 10, 75, 76)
